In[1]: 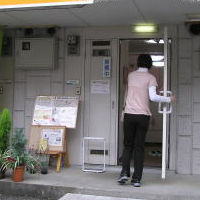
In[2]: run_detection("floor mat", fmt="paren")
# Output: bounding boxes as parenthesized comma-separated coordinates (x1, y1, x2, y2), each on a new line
(130, 146, 162, 167)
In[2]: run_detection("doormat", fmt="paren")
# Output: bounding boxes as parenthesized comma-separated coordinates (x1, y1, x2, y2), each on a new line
(148, 150, 162, 157)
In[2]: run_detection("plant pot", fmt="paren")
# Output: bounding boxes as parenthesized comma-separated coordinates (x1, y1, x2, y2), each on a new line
(40, 161, 48, 175)
(29, 168, 36, 174)
(0, 169, 6, 179)
(12, 166, 25, 182)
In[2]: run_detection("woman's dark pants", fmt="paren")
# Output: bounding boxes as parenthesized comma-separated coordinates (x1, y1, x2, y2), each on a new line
(121, 113, 150, 181)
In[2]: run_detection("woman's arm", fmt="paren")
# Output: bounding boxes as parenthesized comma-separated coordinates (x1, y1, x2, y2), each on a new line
(149, 86, 171, 103)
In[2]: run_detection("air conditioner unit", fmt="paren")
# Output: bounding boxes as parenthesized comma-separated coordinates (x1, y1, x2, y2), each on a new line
(15, 38, 58, 69)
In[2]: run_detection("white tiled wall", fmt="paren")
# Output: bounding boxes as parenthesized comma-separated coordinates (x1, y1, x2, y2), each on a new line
(13, 29, 66, 145)
(178, 85, 192, 116)
(12, 28, 84, 165)
(178, 24, 200, 174)
(177, 136, 192, 174)
(178, 117, 192, 136)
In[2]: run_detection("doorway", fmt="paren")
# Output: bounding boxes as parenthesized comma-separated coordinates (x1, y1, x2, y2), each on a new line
(118, 38, 169, 168)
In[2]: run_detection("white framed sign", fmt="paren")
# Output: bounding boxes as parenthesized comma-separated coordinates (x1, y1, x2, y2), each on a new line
(32, 96, 79, 129)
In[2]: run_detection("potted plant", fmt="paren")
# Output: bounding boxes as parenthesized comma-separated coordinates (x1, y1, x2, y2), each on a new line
(39, 153, 50, 175)
(0, 129, 41, 182)
(30, 139, 50, 175)
(28, 146, 49, 175)
(0, 108, 12, 179)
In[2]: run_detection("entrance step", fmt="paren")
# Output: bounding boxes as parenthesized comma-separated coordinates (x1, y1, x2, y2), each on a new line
(59, 194, 146, 200)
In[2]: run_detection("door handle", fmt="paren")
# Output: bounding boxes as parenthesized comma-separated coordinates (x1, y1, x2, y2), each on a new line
(158, 91, 172, 114)
(112, 101, 115, 109)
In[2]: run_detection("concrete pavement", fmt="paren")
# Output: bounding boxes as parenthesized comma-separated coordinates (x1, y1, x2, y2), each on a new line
(59, 194, 146, 200)
(0, 166, 200, 200)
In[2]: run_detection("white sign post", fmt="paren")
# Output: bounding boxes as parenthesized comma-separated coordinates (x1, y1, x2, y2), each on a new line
(162, 26, 170, 179)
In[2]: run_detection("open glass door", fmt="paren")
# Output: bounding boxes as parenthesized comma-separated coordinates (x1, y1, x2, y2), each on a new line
(118, 36, 171, 177)
(160, 26, 172, 179)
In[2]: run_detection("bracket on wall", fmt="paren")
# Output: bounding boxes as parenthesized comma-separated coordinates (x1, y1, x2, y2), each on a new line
(67, 35, 80, 56)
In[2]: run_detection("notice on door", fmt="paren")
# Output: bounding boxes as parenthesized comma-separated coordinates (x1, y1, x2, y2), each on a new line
(91, 80, 110, 94)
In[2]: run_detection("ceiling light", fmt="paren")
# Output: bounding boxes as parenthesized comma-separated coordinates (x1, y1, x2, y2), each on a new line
(159, 39, 164, 44)
(145, 39, 157, 44)
(151, 55, 164, 62)
(132, 24, 158, 33)
(153, 62, 164, 67)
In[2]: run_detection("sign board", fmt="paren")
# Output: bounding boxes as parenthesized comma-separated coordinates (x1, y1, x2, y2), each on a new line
(28, 125, 66, 152)
(32, 96, 54, 126)
(0, 0, 94, 9)
(32, 96, 79, 129)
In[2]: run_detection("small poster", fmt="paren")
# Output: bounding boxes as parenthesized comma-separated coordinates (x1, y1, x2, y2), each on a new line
(42, 129, 63, 147)
(91, 80, 110, 94)
(53, 96, 79, 128)
(39, 139, 48, 151)
(32, 96, 79, 128)
(32, 96, 54, 125)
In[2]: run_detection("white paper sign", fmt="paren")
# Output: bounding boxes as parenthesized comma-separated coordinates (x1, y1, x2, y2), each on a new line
(91, 80, 110, 94)
(32, 96, 54, 125)
(42, 129, 62, 147)
(32, 96, 79, 128)
(53, 96, 79, 128)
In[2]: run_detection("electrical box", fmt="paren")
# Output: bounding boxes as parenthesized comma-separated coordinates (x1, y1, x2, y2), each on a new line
(15, 38, 57, 69)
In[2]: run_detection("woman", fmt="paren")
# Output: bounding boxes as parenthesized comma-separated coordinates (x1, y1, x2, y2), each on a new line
(118, 54, 175, 187)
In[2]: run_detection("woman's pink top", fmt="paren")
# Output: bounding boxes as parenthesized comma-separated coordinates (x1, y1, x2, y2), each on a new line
(125, 71, 158, 116)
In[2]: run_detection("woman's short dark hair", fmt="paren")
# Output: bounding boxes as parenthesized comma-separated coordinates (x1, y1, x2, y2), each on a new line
(137, 54, 152, 69)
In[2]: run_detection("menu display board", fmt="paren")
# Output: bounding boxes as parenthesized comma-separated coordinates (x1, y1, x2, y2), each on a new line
(32, 96, 79, 129)
(29, 125, 66, 152)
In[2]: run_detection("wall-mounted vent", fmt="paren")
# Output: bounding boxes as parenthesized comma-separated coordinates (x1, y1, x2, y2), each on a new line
(92, 41, 110, 46)
(90, 149, 108, 155)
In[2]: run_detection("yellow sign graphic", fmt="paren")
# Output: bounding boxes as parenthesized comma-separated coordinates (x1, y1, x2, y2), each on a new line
(0, 0, 93, 9)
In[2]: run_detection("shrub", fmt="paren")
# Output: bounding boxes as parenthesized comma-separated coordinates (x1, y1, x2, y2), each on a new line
(0, 108, 12, 154)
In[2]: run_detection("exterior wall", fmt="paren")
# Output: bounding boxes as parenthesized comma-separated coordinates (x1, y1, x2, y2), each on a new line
(12, 28, 85, 165)
(0, 57, 14, 113)
(13, 29, 65, 137)
(0, 30, 15, 114)
(0, 26, 178, 167)
(64, 28, 85, 165)
(177, 24, 200, 174)
(4, 25, 200, 175)
(12, 28, 84, 165)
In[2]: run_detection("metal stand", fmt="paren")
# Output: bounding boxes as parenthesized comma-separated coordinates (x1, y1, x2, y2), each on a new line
(82, 137, 106, 173)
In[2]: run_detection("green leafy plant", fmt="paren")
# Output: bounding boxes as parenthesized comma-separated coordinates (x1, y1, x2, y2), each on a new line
(10, 129, 27, 166)
(28, 147, 49, 174)
(0, 129, 41, 173)
(0, 108, 12, 178)
(0, 108, 12, 154)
